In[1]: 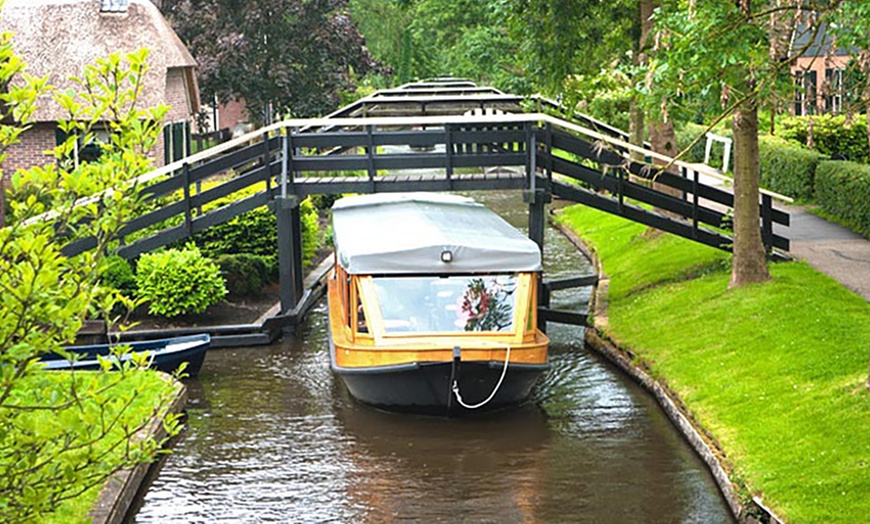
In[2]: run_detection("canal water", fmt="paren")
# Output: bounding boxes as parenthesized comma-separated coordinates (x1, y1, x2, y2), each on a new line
(133, 191, 733, 523)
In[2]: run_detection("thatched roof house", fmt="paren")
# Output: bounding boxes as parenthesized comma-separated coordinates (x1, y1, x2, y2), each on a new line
(0, 0, 200, 171)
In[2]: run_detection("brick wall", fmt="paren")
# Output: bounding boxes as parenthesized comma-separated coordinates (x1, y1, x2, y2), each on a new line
(218, 99, 248, 130)
(1, 123, 57, 176)
(1, 67, 196, 175)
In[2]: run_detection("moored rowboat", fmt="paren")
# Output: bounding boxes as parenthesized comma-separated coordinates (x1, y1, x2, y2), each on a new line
(41, 334, 210, 376)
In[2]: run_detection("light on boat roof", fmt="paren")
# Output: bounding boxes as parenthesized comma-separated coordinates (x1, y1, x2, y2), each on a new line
(441, 249, 453, 263)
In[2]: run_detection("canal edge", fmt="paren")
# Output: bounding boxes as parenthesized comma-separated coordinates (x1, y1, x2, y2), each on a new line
(88, 374, 188, 524)
(551, 217, 783, 524)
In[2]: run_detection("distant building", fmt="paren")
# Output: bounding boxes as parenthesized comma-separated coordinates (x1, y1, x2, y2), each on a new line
(199, 97, 251, 137)
(0, 0, 200, 173)
(790, 23, 857, 116)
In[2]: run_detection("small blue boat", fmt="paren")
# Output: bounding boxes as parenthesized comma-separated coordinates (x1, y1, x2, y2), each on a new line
(41, 334, 210, 376)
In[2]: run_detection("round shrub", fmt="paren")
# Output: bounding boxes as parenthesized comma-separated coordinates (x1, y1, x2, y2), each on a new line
(135, 244, 227, 317)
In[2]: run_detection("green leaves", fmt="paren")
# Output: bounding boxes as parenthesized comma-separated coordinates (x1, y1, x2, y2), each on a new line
(135, 244, 228, 317)
(0, 42, 180, 523)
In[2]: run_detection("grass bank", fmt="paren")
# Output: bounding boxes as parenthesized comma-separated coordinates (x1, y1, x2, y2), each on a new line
(10, 370, 180, 524)
(557, 205, 870, 523)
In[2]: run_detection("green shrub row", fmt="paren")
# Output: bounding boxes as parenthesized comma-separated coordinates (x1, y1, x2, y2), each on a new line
(216, 253, 278, 297)
(778, 114, 869, 163)
(815, 160, 870, 237)
(758, 135, 827, 201)
(185, 197, 320, 268)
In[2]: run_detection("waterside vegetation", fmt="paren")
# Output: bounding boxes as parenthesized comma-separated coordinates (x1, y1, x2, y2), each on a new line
(557, 205, 870, 523)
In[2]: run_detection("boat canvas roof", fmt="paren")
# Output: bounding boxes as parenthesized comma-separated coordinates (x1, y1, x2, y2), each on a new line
(332, 193, 542, 275)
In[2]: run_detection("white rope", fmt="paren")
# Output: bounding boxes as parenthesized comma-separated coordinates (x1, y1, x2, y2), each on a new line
(451, 344, 510, 410)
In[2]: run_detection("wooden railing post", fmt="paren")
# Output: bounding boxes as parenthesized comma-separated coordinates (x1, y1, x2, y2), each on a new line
(365, 124, 376, 191)
(261, 131, 272, 192)
(544, 122, 553, 186)
(692, 169, 699, 239)
(182, 162, 192, 235)
(762, 193, 773, 253)
(445, 124, 454, 180)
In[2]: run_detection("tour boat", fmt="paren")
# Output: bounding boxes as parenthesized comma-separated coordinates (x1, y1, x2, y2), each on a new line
(42, 334, 210, 376)
(327, 193, 549, 415)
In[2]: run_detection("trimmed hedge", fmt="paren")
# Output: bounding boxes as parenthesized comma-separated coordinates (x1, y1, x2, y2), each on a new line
(186, 197, 320, 268)
(758, 135, 827, 201)
(100, 255, 137, 297)
(815, 160, 870, 237)
(778, 114, 869, 163)
(217, 253, 277, 298)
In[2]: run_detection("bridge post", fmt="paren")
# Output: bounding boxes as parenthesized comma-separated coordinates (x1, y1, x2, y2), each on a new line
(525, 188, 550, 252)
(273, 195, 304, 316)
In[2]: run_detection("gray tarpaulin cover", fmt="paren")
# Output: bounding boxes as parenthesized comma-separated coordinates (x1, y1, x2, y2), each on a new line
(331, 193, 542, 275)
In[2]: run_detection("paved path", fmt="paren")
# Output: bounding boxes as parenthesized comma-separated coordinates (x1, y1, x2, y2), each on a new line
(778, 205, 870, 301)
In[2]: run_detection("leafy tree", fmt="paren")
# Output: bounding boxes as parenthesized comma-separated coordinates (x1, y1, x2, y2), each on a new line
(502, 0, 638, 97)
(349, 0, 529, 92)
(161, 0, 375, 121)
(0, 44, 181, 522)
(645, 1, 870, 288)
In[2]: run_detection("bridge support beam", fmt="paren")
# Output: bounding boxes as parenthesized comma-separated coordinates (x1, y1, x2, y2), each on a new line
(524, 188, 551, 252)
(274, 195, 304, 316)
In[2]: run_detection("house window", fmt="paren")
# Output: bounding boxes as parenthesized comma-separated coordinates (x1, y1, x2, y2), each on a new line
(55, 127, 113, 167)
(824, 68, 844, 115)
(163, 120, 191, 164)
(794, 70, 817, 116)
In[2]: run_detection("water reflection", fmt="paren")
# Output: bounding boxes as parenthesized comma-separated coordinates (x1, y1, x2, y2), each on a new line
(133, 192, 732, 523)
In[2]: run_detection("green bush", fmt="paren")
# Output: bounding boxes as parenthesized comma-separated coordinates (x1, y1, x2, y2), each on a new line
(758, 135, 827, 201)
(778, 114, 869, 163)
(192, 206, 277, 259)
(135, 244, 227, 317)
(100, 255, 137, 297)
(187, 197, 321, 267)
(815, 160, 870, 237)
(217, 253, 277, 297)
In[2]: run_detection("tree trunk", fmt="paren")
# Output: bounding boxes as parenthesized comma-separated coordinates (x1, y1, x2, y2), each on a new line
(629, 98, 645, 163)
(629, 0, 655, 163)
(730, 100, 770, 288)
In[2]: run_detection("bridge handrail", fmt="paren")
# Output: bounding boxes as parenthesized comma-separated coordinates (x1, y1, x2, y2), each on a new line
(23, 112, 792, 226)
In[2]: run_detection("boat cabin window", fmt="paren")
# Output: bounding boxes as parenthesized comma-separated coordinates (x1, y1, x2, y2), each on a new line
(371, 274, 518, 334)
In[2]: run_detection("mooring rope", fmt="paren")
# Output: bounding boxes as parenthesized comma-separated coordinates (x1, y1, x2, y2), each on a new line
(451, 344, 511, 410)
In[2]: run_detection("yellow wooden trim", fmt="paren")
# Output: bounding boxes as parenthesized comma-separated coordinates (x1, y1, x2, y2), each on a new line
(329, 274, 550, 368)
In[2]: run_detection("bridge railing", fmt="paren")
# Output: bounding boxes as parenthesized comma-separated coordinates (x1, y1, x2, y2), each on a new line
(59, 116, 540, 259)
(534, 117, 791, 254)
(54, 112, 793, 261)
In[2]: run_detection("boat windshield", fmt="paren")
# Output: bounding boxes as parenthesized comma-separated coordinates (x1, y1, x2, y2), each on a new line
(371, 274, 518, 334)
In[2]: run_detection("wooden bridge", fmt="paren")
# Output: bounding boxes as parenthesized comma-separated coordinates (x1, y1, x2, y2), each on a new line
(59, 79, 791, 344)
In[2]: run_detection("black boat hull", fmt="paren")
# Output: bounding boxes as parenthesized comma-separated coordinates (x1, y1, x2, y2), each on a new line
(42, 334, 210, 377)
(332, 357, 548, 415)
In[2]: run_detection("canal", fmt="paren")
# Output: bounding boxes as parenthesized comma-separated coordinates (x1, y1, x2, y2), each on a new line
(133, 191, 733, 523)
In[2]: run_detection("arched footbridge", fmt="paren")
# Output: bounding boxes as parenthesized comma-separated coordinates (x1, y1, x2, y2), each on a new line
(56, 79, 792, 345)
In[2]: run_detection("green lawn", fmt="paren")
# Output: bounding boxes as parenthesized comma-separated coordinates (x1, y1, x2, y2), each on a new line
(557, 205, 870, 523)
(7, 370, 180, 524)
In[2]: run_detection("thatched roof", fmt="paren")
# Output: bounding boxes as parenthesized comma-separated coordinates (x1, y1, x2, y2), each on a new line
(1, 0, 198, 122)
